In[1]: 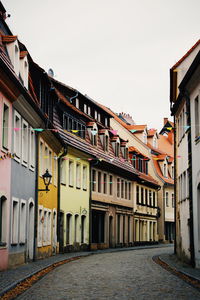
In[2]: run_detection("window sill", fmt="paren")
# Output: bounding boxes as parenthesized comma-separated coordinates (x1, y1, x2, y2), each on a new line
(195, 136, 200, 144)
(61, 183, 66, 186)
(0, 242, 7, 247)
(83, 188, 87, 191)
(11, 243, 18, 246)
(22, 161, 28, 168)
(69, 185, 74, 188)
(19, 242, 25, 246)
(76, 187, 81, 190)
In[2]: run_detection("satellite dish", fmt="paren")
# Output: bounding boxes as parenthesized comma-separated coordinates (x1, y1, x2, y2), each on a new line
(48, 68, 54, 77)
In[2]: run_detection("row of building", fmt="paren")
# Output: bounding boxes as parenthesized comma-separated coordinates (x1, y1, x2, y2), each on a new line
(170, 39, 200, 267)
(0, 2, 174, 270)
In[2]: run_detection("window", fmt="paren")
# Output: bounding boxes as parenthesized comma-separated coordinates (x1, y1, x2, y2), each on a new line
(88, 106, 91, 116)
(103, 173, 107, 194)
(94, 110, 98, 120)
(153, 192, 156, 207)
(98, 171, 101, 193)
(115, 142, 120, 157)
(138, 158, 143, 172)
(47, 210, 51, 244)
(121, 180, 124, 198)
(2, 103, 9, 150)
(75, 98, 79, 109)
(103, 135, 109, 152)
(76, 163, 81, 189)
(83, 165, 87, 190)
(97, 113, 101, 123)
(153, 137, 157, 148)
(38, 207, 43, 246)
(172, 194, 174, 208)
(141, 187, 144, 204)
(39, 141, 43, 175)
(30, 128, 35, 169)
(13, 111, 21, 158)
(61, 158, 66, 185)
(149, 190, 152, 206)
(128, 182, 131, 200)
(74, 215, 79, 243)
(125, 181, 128, 199)
(53, 154, 57, 186)
(132, 155, 136, 168)
(105, 117, 108, 127)
(166, 192, 169, 207)
(172, 166, 174, 179)
(163, 164, 167, 177)
(91, 129, 98, 146)
(109, 175, 113, 195)
(19, 201, 26, 244)
(117, 178, 120, 197)
(69, 160, 74, 187)
(49, 150, 52, 174)
(43, 209, 48, 243)
(22, 121, 28, 164)
(44, 146, 48, 172)
(145, 189, 148, 205)
(136, 186, 140, 204)
(66, 214, 72, 244)
(84, 104, 87, 114)
(0, 196, 7, 245)
(14, 44, 19, 75)
(11, 198, 19, 244)
(81, 215, 86, 243)
(195, 96, 199, 138)
(92, 169, 96, 192)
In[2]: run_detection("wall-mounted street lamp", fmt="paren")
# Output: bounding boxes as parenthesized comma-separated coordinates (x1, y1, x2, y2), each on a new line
(38, 169, 52, 193)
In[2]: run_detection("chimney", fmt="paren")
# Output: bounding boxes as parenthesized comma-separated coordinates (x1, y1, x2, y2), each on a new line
(164, 118, 168, 126)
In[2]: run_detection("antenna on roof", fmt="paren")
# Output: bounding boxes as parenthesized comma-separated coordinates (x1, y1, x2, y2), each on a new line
(48, 68, 54, 78)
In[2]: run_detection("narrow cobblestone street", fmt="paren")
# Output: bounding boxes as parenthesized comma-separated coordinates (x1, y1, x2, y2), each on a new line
(16, 247, 200, 300)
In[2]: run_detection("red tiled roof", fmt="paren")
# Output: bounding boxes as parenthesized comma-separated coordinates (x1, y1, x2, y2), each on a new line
(152, 156, 174, 185)
(126, 125, 147, 132)
(171, 39, 200, 70)
(138, 172, 159, 186)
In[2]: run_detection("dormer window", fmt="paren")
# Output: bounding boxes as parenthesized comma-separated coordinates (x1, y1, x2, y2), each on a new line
(121, 146, 128, 160)
(105, 118, 108, 127)
(19, 53, 29, 89)
(75, 98, 79, 109)
(115, 141, 120, 157)
(87, 123, 98, 146)
(143, 131, 147, 144)
(163, 163, 167, 177)
(91, 129, 98, 146)
(63, 114, 86, 139)
(98, 113, 101, 123)
(88, 106, 91, 116)
(153, 136, 157, 148)
(104, 135, 109, 152)
(84, 104, 87, 114)
(94, 110, 98, 120)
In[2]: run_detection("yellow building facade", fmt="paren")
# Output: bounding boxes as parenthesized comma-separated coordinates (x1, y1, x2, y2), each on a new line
(59, 147, 90, 252)
(37, 135, 60, 258)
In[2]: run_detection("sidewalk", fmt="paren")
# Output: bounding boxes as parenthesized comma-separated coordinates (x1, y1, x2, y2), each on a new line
(0, 244, 172, 297)
(158, 252, 200, 282)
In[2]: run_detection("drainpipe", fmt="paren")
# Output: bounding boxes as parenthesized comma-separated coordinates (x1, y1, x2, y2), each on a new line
(89, 161, 92, 249)
(57, 145, 68, 252)
(174, 115, 177, 254)
(33, 132, 39, 261)
(185, 90, 195, 267)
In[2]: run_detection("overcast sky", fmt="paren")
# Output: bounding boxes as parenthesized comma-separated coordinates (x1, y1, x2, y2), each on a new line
(4, 0, 200, 130)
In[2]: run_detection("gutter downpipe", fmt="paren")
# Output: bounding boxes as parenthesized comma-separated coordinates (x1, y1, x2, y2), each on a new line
(174, 115, 177, 254)
(185, 90, 195, 267)
(33, 132, 39, 261)
(57, 145, 68, 253)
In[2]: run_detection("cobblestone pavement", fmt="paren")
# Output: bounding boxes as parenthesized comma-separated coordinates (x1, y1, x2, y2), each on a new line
(17, 247, 200, 300)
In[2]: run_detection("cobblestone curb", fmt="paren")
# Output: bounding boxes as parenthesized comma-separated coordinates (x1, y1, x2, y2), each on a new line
(153, 255, 200, 292)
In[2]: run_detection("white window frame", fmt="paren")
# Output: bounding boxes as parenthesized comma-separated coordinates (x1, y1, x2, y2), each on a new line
(38, 205, 43, 247)
(60, 158, 66, 185)
(76, 163, 81, 189)
(1, 101, 10, 152)
(53, 153, 58, 186)
(47, 209, 52, 245)
(19, 199, 26, 244)
(43, 208, 48, 245)
(83, 165, 87, 191)
(22, 119, 29, 167)
(39, 140, 44, 176)
(11, 197, 19, 244)
(29, 127, 35, 171)
(13, 110, 21, 161)
(69, 160, 74, 187)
